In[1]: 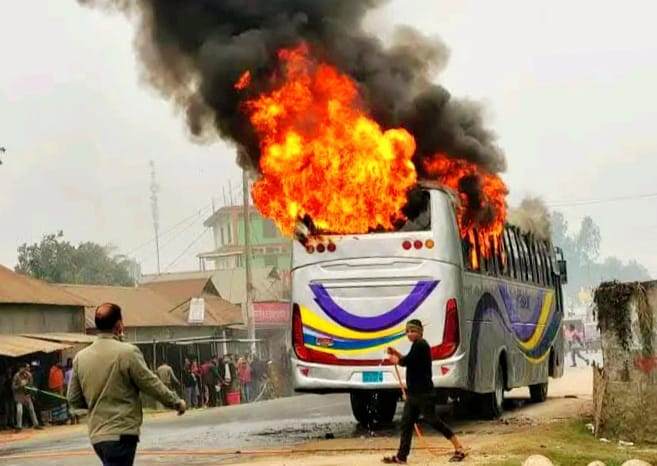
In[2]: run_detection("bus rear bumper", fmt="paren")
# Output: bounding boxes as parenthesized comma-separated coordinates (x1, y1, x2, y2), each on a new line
(291, 353, 467, 393)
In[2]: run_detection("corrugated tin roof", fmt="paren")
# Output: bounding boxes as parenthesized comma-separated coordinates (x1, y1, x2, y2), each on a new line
(0, 265, 89, 307)
(171, 294, 244, 327)
(143, 278, 243, 327)
(57, 284, 185, 328)
(0, 335, 73, 357)
(21, 333, 97, 344)
(141, 278, 218, 303)
(209, 267, 288, 304)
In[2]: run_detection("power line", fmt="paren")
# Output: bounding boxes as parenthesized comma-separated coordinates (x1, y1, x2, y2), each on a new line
(164, 228, 209, 272)
(123, 202, 213, 257)
(547, 192, 657, 208)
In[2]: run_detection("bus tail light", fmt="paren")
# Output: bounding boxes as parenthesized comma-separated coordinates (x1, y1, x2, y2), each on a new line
(327, 242, 336, 252)
(413, 240, 423, 249)
(306, 245, 315, 254)
(292, 304, 310, 361)
(316, 244, 325, 253)
(431, 298, 460, 360)
(402, 240, 412, 250)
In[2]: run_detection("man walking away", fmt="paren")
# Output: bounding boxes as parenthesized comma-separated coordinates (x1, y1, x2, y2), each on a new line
(12, 364, 42, 432)
(383, 319, 465, 464)
(68, 303, 186, 466)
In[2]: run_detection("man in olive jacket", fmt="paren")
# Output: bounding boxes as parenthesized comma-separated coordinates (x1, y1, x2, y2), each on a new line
(68, 303, 186, 466)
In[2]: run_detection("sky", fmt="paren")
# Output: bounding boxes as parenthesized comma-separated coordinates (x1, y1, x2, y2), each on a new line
(1, 1, 656, 277)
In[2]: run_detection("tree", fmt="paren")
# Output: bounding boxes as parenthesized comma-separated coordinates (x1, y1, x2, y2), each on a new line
(15, 232, 138, 286)
(550, 211, 652, 310)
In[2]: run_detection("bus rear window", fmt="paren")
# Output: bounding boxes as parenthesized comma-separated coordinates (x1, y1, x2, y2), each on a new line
(398, 189, 432, 232)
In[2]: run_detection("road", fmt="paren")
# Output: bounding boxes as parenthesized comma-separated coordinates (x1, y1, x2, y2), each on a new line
(0, 365, 595, 466)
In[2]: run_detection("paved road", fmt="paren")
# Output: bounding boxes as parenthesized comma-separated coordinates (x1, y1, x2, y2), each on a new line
(0, 365, 594, 465)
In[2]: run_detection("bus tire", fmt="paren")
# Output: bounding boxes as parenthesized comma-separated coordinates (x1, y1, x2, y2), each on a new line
(350, 391, 398, 428)
(529, 381, 548, 403)
(478, 362, 505, 419)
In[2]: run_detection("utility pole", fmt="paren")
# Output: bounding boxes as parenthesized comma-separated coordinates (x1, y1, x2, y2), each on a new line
(242, 167, 256, 354)
(149, 161, 161, 274)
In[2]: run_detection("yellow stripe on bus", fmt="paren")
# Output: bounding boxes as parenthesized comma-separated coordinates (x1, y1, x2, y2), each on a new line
(517, 292, 554, 351)
(299, 305, 405, 340)
(305, 335, 406, 356)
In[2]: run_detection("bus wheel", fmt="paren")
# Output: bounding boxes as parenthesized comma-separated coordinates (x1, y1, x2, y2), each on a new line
(479, 363, 505, 419)
(529, 381, 548, 403)
(350, 391, 398, 428)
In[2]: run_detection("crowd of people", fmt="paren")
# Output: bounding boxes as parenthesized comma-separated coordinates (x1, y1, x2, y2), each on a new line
(0, 352, 271, 433)
(0, 358, 79, 432)
(158, 353, 269, 409)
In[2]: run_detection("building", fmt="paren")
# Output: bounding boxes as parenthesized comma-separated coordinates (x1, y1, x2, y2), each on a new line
(198, 205, 292, 271)
(59, 281, 242, 343)
(0, 265, 87, 334)
(59, 280, 243, 370)
(0, 265, 90, 384)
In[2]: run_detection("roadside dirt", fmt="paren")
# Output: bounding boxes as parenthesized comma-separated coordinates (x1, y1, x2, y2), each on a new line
(227, 367, 596, 465)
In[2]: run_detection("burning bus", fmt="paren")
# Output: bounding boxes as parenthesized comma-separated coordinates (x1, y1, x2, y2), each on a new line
(290, 183, 567, 424)
(79, 0, 568, 427)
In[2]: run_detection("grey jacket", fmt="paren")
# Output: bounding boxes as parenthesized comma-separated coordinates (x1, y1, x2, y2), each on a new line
(68, 333, 180, 444)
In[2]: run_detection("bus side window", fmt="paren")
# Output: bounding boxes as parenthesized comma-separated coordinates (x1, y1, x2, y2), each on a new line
(535, 239, 544, 285)
(503, 228, 514, 279)
(510, 228, 524, 281)
(463, 231, 480, 272)
(516, 229, 531, 282)
(543, 243, 554, 286)
(507, 228, 519, 280)
(496, 234, 508, 277)
(524, 235, 534, 283)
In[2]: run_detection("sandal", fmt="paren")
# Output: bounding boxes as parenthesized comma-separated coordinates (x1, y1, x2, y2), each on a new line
(382, 455, 407, 464)
(449, 450, 467, 462)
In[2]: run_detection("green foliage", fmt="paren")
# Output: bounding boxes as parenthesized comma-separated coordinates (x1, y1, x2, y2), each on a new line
(15, 232, 138, 286)
(550, 212, 651, 307)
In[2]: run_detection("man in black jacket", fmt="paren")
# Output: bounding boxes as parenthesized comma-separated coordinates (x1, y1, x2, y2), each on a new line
(383, 319, 466, 464)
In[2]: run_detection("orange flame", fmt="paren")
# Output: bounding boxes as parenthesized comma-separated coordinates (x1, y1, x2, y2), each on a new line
(234, 70, 251, 91)
(244, 44, 417, 235)
(424, 154, 508, 258)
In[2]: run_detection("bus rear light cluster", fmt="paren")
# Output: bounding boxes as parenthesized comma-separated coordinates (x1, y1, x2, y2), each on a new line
(402, 239, 435, 250)
(306, 242, 337, 254)
(431, 298, 460, 360)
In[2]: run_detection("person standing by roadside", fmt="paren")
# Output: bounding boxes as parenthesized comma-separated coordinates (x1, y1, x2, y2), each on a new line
(383, 319, 465, 464)
(0, 367, 14, 429)
(68, 303, 186, 466)
(12, 364, 42, 432)
(191, 360, 202, 408)
(48, 362, 65, 395)
(181, 364, 197, 409)
(237, 357, 253, 403)
(63, 358, 78, 425)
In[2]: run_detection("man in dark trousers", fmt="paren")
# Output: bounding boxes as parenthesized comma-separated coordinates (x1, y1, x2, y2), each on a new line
(68, 303, 186, 466)
(383, 319, 466, 464)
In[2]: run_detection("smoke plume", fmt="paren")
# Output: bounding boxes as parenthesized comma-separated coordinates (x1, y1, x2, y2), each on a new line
(508, 197, 551, 241)
(77, 0, 506, 175)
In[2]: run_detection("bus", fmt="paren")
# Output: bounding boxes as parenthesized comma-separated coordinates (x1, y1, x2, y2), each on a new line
(289, 185, 567, 425)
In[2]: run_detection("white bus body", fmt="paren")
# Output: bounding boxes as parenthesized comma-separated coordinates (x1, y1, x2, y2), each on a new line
(289, 188, 565, 423)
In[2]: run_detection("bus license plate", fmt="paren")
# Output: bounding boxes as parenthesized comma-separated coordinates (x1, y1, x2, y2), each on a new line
(362, 371, 383, 383)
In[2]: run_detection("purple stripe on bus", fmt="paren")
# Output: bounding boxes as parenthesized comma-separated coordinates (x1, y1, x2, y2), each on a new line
(309, 280, 439, 332)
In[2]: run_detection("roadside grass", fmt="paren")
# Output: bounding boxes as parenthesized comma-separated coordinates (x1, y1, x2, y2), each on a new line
(484, 419, 657, 466)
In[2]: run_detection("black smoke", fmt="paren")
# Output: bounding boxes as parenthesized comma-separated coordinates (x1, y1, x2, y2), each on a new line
(78, 0, 506, 174)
